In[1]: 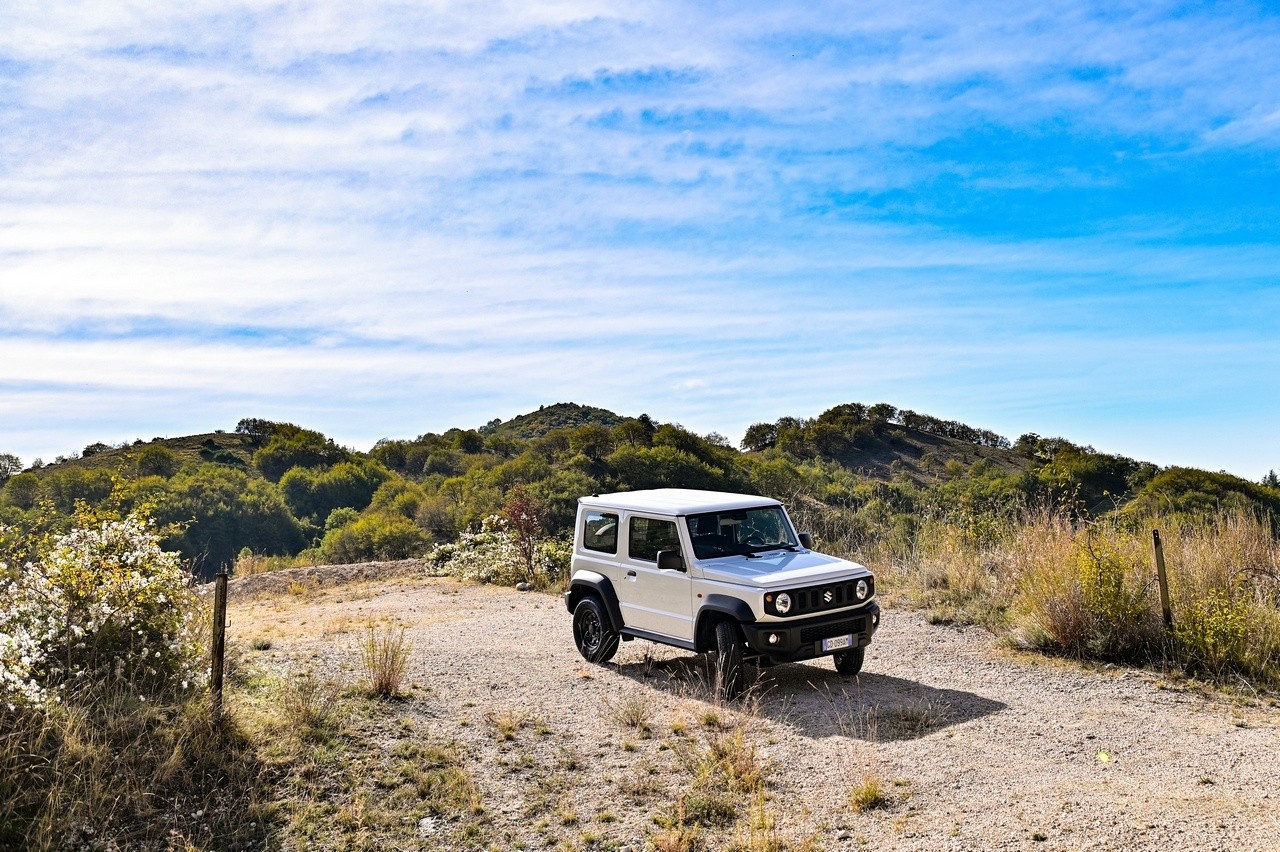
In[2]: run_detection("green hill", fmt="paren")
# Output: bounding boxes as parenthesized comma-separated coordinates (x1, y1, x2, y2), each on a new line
(480, 402, 627, 440)
(5, 401, 1278, 577)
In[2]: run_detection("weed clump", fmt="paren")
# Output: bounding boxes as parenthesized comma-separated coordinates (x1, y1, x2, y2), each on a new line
(357, 623, 412, 698)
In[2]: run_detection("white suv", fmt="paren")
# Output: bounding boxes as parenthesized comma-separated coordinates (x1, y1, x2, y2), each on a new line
(564, 488, 879, 698)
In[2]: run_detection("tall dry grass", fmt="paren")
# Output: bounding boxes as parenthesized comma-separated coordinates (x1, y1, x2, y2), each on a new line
(0, 683, 276, 850)
(357, 623, 413, 698)
(857, 506, 1280, 687)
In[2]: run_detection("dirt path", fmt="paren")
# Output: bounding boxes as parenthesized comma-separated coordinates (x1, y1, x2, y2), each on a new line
(228, 571, 1280, 851)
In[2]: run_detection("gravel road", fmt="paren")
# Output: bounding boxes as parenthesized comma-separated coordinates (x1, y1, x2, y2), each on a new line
(228, 567, 1280, 851)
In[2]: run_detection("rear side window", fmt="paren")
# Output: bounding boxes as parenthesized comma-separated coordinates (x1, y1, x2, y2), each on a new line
(582, 511, 619, 553)
(628, 516, 679, 562)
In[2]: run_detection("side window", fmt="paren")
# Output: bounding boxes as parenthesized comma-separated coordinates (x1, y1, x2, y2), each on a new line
(628, 516, 679, 562)
(583, 511, 619, 554)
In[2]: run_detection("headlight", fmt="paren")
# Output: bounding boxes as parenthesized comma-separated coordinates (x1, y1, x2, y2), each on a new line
(775, 592, 792, 614)
(856, 579, 868, 600)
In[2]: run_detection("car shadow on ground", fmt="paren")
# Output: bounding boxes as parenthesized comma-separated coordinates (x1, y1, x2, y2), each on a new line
(612, 654, 1006, 742)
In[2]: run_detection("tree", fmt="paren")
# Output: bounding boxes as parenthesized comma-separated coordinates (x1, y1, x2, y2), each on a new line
(867, 403, 898, 422)
(0, 453, 23, 481)
(3, 472, 40, 509)
(502, 486, 547, 583)
(253, 428, 348, 481)
(235, 417, 287, 443)
(740, 422, 778, 452)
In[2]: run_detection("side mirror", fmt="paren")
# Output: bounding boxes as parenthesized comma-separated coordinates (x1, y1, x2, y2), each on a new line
(657, 549, 685, 572)
(798, 532, 814, 550)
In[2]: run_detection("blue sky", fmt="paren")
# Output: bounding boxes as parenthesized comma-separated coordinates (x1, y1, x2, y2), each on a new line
(2, 0, 1279, 478)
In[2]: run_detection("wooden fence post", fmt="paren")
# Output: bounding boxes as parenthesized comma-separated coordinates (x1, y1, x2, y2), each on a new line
(1152, 530, 1173, 632)
(211, 570, 229, 724)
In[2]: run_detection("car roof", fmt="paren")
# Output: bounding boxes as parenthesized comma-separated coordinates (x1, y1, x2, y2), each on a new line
(579, 488, 782, 515)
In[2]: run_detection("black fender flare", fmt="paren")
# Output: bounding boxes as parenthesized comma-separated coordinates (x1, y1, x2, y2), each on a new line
(565, 572, 624, 633)
(694, 594, 756, 653)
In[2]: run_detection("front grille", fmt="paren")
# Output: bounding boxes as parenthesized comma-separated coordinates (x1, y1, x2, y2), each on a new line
(785, 576, 874, 616)
(800, 618, 866, 644)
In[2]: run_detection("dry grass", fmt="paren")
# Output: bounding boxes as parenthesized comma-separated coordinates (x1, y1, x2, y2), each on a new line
(0, 684, 278, 851)
(356, 623, 413, 698)
(610, 695, 655, 737)
(486, 707, 531, 741)
(848, 770, 891, 812)
(875, 506, 1280, 688)
(280, 670, 347, 739)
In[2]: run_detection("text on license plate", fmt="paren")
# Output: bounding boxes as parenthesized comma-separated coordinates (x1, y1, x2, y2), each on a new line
(821, 634, 853, 652)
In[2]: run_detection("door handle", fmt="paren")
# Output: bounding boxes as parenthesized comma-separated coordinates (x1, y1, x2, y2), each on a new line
(626, 570, 637, 578)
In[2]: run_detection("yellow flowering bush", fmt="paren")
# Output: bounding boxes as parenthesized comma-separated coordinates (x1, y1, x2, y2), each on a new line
(0, 513, 200, 709)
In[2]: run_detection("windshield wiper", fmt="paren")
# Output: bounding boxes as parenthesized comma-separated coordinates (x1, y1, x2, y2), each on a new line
(748, 543, 798, 554)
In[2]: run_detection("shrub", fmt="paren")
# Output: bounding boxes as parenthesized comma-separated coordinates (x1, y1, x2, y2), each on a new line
(0, 512, 201, 708)
(425, 515, 570, 588)
(136, 444, 179, 478)
(320, 512, 430, 564)
(1073, 535, 1161, 660)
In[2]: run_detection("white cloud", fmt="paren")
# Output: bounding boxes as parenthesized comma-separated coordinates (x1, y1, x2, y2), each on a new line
(3, 1, 1280, 476)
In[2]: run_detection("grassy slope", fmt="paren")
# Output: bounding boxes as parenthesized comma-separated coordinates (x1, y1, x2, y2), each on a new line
(817, 423, 1031, 487)
(31, 432, 257, 477)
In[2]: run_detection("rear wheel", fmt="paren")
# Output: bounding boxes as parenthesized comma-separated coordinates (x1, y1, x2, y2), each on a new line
(710, 620, 745, 700)
(833, 647, 865, 676)
(572, 596, 619, 663)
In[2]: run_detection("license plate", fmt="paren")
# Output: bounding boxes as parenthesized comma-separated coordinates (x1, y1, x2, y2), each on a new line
(821, 634, 853, 652)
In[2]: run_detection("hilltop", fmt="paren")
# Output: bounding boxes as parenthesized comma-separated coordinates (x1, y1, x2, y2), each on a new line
(479, 402, 627, 440)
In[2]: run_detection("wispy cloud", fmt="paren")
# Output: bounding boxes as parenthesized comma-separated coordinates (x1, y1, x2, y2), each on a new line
(2, 1, 1280, 474)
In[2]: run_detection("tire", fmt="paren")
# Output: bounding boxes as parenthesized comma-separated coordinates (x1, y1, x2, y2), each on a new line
(833, 647, 865, 676)
(572, 596, 619, 664)
(711, 620, 745, 700)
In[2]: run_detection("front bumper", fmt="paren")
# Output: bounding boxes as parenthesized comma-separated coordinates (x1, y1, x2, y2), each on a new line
(740, 601, 880, 663)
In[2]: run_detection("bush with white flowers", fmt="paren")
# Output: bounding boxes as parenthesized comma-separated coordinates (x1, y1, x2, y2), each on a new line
(0, 513, 201, 709)
(425, 514, 569, 588)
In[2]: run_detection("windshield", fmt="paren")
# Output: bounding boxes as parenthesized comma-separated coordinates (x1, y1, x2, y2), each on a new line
(685, 505, 798, 559)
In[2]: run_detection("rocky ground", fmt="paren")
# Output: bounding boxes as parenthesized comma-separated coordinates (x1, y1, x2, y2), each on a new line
(225, 565, 1280, 851)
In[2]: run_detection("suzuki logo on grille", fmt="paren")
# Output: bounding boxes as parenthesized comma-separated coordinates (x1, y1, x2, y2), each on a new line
(822, 589, 833, 604)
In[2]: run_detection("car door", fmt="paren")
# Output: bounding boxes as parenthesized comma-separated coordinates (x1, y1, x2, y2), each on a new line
(616, 513, 694, 641)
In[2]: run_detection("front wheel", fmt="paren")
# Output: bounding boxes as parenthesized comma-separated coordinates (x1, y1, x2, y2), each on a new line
(710, 620, 745, 700)
(833, 647, 865, 676)
(572, 597, 619, 663)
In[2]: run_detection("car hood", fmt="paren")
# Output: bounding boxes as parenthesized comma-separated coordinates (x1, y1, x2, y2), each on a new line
(695, 549, 871, 588)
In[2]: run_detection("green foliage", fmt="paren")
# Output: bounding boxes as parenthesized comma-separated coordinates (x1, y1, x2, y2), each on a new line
(606, 445, 729, 491)
(279, 459, 391, 521)
(156, 465, 305, 574)
(37, 467, 116, 514)
(1174, 588, 1258, 676)
(1125, 467, 1280, 524)
(254, 427, 349, 481)
(135, 443, 179, 478)
(325, 506, 360, 531)
(740, 423, 777, 452)
(3, 472, 41, 510)
(319, 512, 430, 564)
(1073, 536, 1162, 660)
(234, 416, 286, 443)
(426, 515, 570, 589)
